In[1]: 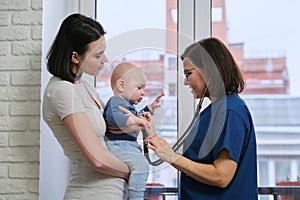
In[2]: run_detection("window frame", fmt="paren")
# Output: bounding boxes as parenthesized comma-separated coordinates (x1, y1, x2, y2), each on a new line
(177, 0, 211, 135)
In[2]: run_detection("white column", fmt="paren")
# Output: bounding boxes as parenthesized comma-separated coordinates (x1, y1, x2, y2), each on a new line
(291, 159, 298, 181)
(268, 160, 276, 186)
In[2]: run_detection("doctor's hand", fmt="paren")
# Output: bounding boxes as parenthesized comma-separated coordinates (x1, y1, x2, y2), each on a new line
(144, 135, 180, 163)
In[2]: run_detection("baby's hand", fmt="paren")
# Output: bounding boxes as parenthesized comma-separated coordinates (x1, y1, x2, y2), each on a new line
(129, 115, 150, 129)
(148, 91, 165, 112)
(119, 105, 150, 131)
(141, 112, 157, 138)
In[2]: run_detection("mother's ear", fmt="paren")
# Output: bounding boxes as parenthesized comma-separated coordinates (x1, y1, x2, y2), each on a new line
(71, 51, 80, 64)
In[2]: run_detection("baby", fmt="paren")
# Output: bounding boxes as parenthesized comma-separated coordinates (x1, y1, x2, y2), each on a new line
(103, 61, 164, 200)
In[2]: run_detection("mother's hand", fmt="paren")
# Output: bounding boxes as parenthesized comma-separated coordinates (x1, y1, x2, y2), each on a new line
(144, 135, 180, 163)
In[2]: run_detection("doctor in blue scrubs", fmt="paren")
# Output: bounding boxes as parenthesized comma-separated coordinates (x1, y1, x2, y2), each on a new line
(144, 37, 258, 200)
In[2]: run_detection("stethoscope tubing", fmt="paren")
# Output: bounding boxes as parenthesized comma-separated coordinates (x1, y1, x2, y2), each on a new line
(144, 97, 203, 166)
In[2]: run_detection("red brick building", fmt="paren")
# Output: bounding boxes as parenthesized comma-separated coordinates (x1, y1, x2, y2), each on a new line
(212, 0, 289, 94)
(97, 0, 289, 95)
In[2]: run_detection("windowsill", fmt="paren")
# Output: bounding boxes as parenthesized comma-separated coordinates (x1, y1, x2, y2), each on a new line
(145, 185, 300, 199)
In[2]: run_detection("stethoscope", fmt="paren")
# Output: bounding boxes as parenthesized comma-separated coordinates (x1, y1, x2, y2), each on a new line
(144, 78, 211, 166)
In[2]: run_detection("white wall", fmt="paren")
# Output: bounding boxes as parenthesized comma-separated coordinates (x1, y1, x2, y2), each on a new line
(0, 0, 42, 199)
(40, 1, 69, 200)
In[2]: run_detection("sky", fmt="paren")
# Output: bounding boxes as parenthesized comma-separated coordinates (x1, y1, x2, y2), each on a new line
(97, 0, 300, 96)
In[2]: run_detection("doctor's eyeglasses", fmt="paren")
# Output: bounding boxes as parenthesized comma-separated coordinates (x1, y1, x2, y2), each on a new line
(184, 68, 196, 80)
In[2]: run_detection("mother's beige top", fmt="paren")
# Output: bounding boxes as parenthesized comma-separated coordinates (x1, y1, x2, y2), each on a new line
(42, 76, 128, 200)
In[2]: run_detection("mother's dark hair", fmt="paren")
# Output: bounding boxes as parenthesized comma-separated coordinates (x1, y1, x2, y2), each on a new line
(46, 13, 106, 83)
(181, 37, 245, 98)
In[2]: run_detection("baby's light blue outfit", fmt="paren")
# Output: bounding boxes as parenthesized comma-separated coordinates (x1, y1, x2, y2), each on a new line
(104, 96, 151, 200)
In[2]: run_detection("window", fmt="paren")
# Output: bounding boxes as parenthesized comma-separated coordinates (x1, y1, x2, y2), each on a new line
(96, 0, 180, 187)
(95, 0, 210, 190)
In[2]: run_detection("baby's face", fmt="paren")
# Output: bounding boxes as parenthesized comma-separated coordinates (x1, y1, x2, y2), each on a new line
(123, 70, 147, 105)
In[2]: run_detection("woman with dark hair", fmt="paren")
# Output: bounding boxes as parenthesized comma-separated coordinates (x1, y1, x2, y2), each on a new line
(144, 37, 258, 199)
(43, 13, 133, 199)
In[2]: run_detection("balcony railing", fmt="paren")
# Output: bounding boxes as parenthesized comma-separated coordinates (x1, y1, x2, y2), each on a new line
(144, 186, 300, 200)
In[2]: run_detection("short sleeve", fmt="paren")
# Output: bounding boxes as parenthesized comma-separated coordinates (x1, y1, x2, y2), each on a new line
(141, 106, 153, 115)
(104, 97, 130, 128)
(51, 83, 85, 120)
(216, 111, 246, 163)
